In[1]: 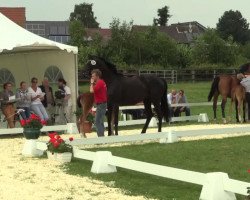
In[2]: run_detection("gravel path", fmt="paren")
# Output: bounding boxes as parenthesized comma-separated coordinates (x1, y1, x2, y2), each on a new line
(1, 123, 250, 200)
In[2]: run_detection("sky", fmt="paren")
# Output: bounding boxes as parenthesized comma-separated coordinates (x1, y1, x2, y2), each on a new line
(0, 0, 250, 28)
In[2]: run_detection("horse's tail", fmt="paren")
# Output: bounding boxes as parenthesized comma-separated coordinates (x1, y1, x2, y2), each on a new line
(208, 76, 220, 102)
(77, 94, 83, 108)
(161, 79, 169, 122)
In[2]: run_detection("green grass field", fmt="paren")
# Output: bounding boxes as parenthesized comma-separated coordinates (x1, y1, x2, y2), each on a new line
(65, 136, 250, 200)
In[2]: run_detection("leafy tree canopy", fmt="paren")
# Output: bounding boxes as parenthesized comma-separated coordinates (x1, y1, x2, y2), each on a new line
(153, 6, 171, 26)
(70, 3, 99, 28)
(216, 10, 249, 44)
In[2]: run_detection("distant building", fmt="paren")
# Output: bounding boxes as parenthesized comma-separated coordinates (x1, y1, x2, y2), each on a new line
(0, 7, 26, 27)
(133, 21, 206, 44)
(0, 7, 206, 45)
(26, 21, 71, 43)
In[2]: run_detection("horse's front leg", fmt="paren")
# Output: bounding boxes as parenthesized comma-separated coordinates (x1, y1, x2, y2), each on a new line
(107, 103, 113, 136)
(114, 105, 119, 135)
(141, 100, 153, 134)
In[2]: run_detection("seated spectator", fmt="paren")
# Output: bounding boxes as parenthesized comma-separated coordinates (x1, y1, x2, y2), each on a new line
(167, 89, 177, 117)
(122, 109, 146, 120)
(174, 90, 191, 117)
(28, 77, 49, 121)
(16, 81, 31, 119)
(0, 82, 16, 128)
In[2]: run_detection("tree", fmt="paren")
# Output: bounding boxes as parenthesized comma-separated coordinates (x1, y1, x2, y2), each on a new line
(68, 20, 86, 47)
(216, 10, 249, 44)
(70, 3, 99, 28)
(153, 6, 171, 26)
(191, 29, 239, 66)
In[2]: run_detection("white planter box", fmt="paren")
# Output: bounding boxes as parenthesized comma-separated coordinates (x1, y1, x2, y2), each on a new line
(56, 152, 72, 163)
(47, 151, 57, 160)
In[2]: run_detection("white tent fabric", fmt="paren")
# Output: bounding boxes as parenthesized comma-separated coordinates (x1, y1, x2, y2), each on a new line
(0, 13, 79, 123)
(0, 13, 77, 54)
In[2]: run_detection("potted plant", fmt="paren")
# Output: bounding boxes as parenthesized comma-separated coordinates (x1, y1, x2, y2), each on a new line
(47, 132, 74, 163)
(83, 110, 95, 133)
(20, 114, 47, 139)
(74, 108, 95, 134)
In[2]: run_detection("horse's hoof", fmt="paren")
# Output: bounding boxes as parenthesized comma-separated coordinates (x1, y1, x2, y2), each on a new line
(222, 118, 227, 124)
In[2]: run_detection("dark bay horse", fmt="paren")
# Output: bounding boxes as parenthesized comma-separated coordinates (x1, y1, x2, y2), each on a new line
(208, 75, 246, 123)
(84, 55, 169, 136)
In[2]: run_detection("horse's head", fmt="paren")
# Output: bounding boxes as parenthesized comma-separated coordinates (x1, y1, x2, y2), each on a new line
(84, 55, 118, 80)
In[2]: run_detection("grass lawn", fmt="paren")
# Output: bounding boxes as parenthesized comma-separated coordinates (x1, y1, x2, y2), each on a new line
(65, 135, 250, 200)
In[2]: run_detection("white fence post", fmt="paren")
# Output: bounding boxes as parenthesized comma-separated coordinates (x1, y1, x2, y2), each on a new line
(198, 113, 209, 123)
(167, 130, 178, 143)
(66, 123, 79, 134)
(200, 172, 236, 200)
(91, 151, 117, 174)
(149, 117, 157, 127)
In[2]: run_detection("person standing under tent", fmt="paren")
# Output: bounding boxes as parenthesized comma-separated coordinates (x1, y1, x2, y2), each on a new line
(57, 78, 72, 123)
(39, 77, 55, 121)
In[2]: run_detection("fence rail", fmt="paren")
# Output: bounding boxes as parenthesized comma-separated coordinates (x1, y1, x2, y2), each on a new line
(78, 69, 238, 83)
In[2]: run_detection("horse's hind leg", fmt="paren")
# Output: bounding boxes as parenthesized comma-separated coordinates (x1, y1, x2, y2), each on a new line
(153, 101, 162, 132)
(113, 105, 119, 136)
(141, 99, 153, 134)
(213, 93, 219, 120)
(235, 100, 239, 122)
(221, 96, 227, 124)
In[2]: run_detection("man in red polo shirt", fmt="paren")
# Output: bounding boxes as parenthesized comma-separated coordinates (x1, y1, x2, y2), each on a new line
(90, 69, 107, 137)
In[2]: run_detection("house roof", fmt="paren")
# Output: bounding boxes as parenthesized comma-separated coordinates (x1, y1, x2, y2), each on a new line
(85, 28, 112, 42)
(0, 13, 78, 54)
(133, 21, 206, 44)
(0, 7, 26, 27)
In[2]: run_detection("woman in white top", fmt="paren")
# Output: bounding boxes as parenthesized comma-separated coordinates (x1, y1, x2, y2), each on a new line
(28, 77, 49, 121)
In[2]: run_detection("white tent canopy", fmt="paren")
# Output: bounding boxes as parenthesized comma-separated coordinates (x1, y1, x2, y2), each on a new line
(0, 13, 79, 121)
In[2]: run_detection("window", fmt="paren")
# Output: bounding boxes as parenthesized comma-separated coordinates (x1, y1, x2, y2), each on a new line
(58, 26, 66, 35)
(44, 66, 63, 83)
(25, 23, 45, 36)
(50, 26, 57, 35)
(0, 68, 15, 86)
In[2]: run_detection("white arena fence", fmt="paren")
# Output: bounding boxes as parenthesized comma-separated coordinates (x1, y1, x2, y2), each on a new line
(35, 142, 250, 200)
(34, 124, 250, 199)
(0, 102, 212, 136)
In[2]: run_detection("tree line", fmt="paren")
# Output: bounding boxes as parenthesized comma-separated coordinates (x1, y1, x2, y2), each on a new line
(69, 3, 250, 70)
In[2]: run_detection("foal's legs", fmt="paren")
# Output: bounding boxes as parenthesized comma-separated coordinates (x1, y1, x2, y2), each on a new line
(221, 96, 227, 124)
(235, 100, 239, 122)
(153, 101, 162, 132)
(141, 99, 153, 134)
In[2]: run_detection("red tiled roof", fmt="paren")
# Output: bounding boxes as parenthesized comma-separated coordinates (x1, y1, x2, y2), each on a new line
(85, 28, 112, 42)
(0, 7, 26, 27)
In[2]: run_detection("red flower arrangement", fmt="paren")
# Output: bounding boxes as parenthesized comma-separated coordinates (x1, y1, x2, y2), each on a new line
(47, 132, 73, 153)
(20, 114, 47, 129)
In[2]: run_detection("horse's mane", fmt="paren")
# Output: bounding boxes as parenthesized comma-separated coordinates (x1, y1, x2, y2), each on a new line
(91, 55, 123, 76)
(239, 62, 250, 73)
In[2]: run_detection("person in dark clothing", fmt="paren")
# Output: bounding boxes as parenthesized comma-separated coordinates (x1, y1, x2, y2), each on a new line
(39, 77, 55, 120)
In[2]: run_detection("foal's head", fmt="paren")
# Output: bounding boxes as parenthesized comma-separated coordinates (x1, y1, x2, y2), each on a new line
(84, 55, 118, 79)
